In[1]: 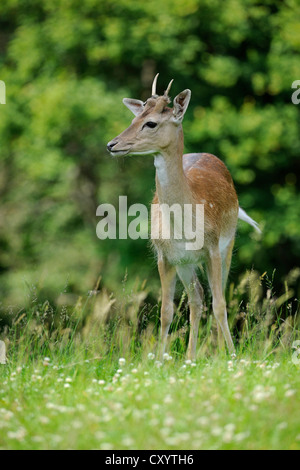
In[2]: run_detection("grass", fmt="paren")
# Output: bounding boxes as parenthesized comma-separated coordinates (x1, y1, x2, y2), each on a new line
(0, 269, 299, 450)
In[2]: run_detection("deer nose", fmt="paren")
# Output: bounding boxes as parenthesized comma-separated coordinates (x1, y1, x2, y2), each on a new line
(107, 141, 118, 152)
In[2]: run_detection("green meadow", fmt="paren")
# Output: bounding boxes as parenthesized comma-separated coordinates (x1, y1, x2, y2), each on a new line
(0, 273, 299, 450)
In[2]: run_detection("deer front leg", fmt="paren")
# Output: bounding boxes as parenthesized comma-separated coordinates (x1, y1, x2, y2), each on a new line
(177, 265, 203, 361)
(207, 248, 235, 354)
(157, 256, 177, 359)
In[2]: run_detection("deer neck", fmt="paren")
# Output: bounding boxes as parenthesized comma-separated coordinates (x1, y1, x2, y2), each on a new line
(154, 127, 191, 206)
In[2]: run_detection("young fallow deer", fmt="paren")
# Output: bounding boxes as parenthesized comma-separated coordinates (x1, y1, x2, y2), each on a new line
(107, 74, 260, 359)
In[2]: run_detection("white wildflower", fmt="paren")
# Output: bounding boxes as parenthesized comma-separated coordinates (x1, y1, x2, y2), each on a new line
(163, 353, 172, 361)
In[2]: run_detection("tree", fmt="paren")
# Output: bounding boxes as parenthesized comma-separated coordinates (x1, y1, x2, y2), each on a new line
(0, 0, 299, 306)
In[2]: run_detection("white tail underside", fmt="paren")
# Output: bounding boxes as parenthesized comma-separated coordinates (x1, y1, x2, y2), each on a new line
(238, 207, 261, 233)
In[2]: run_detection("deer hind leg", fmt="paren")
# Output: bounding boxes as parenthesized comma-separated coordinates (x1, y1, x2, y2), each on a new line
(221, 237, 235, 294)
(207, 248, 235, 354)
(176, 265, 203, 361)
(158, 256, 177, 358)
(216, 237, 235, 349)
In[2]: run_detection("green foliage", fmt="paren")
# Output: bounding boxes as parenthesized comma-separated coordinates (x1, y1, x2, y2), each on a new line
(0, 0, 299, 306)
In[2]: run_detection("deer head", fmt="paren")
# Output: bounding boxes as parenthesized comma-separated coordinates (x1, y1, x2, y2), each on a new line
(107, 74, 191, 157)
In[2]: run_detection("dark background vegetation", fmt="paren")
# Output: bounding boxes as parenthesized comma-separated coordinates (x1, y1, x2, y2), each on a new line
(0, 0, 299, 312)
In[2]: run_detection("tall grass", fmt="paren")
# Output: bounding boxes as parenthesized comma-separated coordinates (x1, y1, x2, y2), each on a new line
(0, 269, 299, 450)
(1, 268, 299, 367)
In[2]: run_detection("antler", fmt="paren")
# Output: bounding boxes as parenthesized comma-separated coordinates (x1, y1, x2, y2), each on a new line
(164, 79, 174, 97)
(152, 73, 159, 96)
(152, 74, 174, 99)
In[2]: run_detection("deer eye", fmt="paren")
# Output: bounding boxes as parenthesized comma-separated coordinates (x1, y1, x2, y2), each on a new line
(143, 121, 157, 129)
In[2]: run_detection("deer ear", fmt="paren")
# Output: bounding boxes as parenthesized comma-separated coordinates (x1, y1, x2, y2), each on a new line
(173, 89, 191, 123)
(123, 98, 144, 116)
